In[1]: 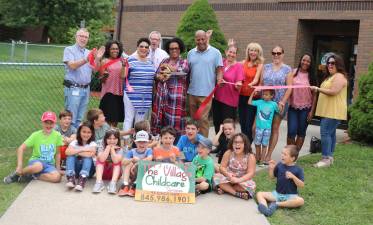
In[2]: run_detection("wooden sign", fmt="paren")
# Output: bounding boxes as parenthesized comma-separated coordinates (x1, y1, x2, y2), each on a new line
(135, 161, 196, 204)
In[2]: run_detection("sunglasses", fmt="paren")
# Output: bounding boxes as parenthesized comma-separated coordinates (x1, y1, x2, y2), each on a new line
(272, 52, 282, 56)
(138, 45, 149, 49)
(327, 61, 336, 66)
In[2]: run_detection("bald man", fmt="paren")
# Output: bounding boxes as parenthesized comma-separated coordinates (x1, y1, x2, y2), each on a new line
(187, 30, 224, 137)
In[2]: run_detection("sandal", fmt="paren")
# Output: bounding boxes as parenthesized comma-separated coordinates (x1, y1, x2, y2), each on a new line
(215, 187, 224, 195)
(235, 191, 249, 200)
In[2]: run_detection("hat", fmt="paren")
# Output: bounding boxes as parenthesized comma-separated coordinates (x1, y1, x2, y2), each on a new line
(197, 137, 213, 151)
(41, 111, 57, 123)
(135, 130, 149, 142)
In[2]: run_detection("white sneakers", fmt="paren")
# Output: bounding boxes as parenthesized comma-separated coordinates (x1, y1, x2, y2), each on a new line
(314, 157, 333, 168)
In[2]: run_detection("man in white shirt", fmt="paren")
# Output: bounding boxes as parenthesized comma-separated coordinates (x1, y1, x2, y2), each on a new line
(131, 31, 168, 69)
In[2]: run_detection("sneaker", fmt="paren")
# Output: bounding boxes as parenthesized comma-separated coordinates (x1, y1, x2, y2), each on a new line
(74, 176, 87, 192)
(118, 185, 130, 197)
(267, 202, 278, 216)
(313, 158, 331, 168)
(3, 171, 20, 184)
(18, 174, 35, 183)
(107, 181, 117, 194)
(195, 189, 202, 197)
(92, 181, 105, 193)
(127, 186, 136, 197)
(329, 157, 334, 165)
(258, 203, 270, 216)
(66, 176, 76, 188)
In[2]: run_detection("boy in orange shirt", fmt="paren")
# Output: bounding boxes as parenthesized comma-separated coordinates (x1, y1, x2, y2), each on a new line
(153, 126, 181, 163)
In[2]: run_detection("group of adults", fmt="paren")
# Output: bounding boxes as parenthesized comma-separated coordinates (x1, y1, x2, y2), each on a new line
(63, 28, 347, 167)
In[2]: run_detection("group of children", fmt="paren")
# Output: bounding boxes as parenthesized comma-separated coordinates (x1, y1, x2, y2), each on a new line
(4, 89, 305, 217)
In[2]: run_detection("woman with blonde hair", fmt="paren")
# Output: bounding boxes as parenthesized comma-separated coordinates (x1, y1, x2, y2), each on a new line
(238, 43, 264, 143)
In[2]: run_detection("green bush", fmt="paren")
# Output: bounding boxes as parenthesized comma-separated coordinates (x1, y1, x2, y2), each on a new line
(176, 0, 227, 56)
(348, 62, 373, 144)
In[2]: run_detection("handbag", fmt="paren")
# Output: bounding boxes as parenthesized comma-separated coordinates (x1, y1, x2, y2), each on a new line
(309, 136, 321, 154)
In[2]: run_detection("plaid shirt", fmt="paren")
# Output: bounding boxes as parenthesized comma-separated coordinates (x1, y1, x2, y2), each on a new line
(151, 57, 189, 135)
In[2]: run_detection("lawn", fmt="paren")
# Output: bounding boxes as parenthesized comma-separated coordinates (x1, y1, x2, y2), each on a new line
(0, 65, 100, 148)
(255, 143, 373, 225)
(0, 42, 65, 62)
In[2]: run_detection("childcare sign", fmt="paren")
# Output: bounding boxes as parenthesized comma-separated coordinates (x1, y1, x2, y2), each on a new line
(135, 161, 196, 204)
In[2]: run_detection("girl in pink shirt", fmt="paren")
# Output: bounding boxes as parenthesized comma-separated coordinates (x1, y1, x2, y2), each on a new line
(287, 54, 317, 151)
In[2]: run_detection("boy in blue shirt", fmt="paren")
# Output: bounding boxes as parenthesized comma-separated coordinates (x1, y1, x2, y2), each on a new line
(249, 89, 279, 165)
(256, 145, 305, 217)
(176, 119, 204, 162)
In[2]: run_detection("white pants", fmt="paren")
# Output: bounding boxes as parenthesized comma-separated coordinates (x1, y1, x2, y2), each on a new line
(122, 91, 148, 137)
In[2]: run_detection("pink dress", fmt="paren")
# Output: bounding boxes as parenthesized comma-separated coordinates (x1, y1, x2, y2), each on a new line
(213, 152, 256, 197)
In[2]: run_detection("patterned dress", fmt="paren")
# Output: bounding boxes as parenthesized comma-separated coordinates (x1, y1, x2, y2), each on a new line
(151, 57, 189, 135)
(262, 63, 292, 103)
(213, 152, 256, 197)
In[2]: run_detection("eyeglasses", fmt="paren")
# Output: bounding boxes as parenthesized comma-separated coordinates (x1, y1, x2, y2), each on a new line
(327, 61, 336, 66)
(138, 45, 149, 49)
(271, 52, 282, 56)
(77, 35, 89, 39)
(169, 47, 180, 51)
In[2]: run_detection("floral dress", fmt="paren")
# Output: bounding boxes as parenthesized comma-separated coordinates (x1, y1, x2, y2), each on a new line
(213, 152, 256, 197)
(151, 57, 189, 135)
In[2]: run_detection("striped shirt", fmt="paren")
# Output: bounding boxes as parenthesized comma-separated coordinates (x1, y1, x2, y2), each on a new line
(125, 56, 156, 110)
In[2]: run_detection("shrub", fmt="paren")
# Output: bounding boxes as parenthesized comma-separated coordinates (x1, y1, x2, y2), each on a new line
(348, 62, 373, 144)
(176, 0, 227, 56)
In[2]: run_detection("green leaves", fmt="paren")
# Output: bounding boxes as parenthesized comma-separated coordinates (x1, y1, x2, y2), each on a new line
(176, 0, 227, 55)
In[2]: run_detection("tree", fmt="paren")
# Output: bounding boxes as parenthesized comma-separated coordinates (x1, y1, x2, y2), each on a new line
(0, 0, 113, 43)
(176, 0, 227, 55)
(348, 62, 373, 144)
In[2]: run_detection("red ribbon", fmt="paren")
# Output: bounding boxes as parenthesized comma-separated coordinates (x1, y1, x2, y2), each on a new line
(193, 85, 219, 120)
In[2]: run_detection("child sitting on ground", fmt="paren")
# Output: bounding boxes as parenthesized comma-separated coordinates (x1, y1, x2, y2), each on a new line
(55, 110, 76, 169)
(256, 145, 305, 217)
(249, 89, 279, 165)
(3, 111, 63, 184)
(193, 137, 215, 196)
(153, 126, 181, 163)
(65, 121, 97, 192)
(132, 120, 158, 149)
(176, 119, 203, 163)
(212, 118, 236, 164)
(93, 128, 124, 194)
(118, 130, 153, 197)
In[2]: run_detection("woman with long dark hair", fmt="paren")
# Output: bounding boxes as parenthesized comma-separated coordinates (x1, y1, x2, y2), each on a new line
(287, 54, 317, 151)
(311, 54, 348, 168)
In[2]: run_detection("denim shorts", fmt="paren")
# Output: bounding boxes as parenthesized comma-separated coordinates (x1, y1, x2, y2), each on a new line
(272, 190, 298, 202)
(254, 128, 271, 146)
(28, 159, 57, 177)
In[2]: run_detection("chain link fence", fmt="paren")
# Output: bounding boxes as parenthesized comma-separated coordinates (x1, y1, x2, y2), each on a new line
(0, 62, 100, 149)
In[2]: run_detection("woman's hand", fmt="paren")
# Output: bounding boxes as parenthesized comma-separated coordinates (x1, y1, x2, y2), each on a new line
(95, 46, 105, 60)
(234, 81, 242, 91)
(307, 111, 314, 122)
(278, 102, 284, 114)
(310, 86, 319, 92)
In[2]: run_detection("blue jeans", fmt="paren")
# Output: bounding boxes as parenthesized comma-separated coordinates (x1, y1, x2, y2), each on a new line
(320, 118, 340, 158)
(66, 155, 93, 177)
(64, 86, 90, 129)
(287, 106, 311, 138)
(238, 95, 257, 143)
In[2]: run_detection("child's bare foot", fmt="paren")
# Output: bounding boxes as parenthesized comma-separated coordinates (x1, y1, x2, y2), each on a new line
(216, 187, 224, 195)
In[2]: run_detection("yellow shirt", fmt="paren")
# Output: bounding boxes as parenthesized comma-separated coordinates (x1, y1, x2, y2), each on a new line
(315, 74, 347, 120)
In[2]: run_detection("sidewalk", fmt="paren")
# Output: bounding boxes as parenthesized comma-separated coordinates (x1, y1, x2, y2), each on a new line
(0, 123, 344, 225)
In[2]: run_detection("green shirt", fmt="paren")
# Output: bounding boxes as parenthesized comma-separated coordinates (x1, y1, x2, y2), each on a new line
(25, 130, 63, 164)
(192, 155, 214, 185)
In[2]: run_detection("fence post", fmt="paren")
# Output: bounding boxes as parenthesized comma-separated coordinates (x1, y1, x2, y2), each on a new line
(24, 42, 29, 63)
(10, 40, 15, 62)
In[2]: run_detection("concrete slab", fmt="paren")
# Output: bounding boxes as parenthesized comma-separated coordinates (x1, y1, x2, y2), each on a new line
(0, 123, 344, 225)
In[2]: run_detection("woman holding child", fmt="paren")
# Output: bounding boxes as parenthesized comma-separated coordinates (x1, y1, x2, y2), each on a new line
(97, 40, 126, 128)
(261, 46, 293, 163)
(151, 38, 189, 137)
(311, 54, 347, 168)
(213, 133, 256, 200)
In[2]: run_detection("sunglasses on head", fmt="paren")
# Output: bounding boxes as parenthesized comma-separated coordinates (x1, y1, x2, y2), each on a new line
(272, 52, 282, 56)
(327, 61, 336, 66)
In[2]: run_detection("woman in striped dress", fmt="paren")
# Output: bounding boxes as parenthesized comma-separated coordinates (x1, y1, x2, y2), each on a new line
(122, 38, 156, 133)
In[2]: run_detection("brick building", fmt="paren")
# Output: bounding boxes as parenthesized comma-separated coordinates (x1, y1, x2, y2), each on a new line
(115, 0, 373, 100)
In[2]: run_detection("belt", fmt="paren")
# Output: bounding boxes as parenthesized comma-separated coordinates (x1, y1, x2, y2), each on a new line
(63, 80, 89, 89)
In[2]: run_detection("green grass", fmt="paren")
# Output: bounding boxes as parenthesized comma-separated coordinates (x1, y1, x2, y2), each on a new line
(255, 144, 373, 225)
(0, 65, 100, 147)
(0, 42, 65, 62)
